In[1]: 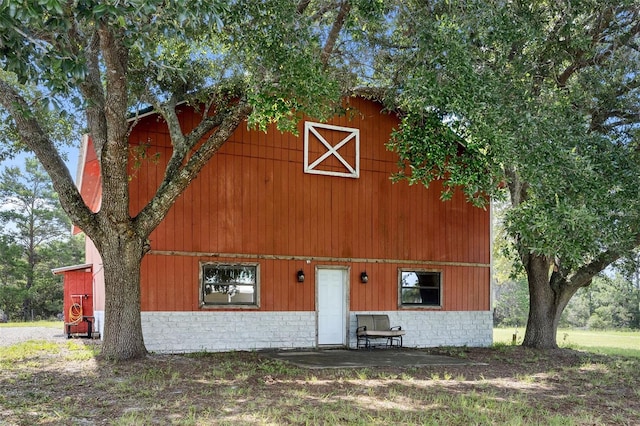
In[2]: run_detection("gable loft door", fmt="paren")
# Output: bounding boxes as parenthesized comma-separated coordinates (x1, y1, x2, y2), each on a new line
(317, 267, 348, 346)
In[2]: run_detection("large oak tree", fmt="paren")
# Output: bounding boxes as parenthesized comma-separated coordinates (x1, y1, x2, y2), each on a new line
(0, 0, 384, 360)
(382, 0, 640, 348)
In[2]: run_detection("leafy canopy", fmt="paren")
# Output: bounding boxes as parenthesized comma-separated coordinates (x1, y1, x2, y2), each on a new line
(383, 0, 640, 270)
(0, 0, 354, 133)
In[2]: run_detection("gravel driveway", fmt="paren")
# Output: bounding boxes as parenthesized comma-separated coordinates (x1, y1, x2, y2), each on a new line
(0, 326, 67, 347)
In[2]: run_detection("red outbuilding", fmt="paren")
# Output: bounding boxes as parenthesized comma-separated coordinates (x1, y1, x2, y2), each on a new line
(52, 263, 94, 338)
(64, 96, 492, 352)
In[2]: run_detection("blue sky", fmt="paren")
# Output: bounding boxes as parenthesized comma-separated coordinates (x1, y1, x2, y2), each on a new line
(1, 145, 80, 179)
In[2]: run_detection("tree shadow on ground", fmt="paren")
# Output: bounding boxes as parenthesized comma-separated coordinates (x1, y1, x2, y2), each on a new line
(1, 342, 638, 425)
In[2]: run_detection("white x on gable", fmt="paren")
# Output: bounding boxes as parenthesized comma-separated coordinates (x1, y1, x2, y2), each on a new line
(304, 121, 360, 178)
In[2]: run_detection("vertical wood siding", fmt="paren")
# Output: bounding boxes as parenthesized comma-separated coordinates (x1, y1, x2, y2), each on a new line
(125, 98, 490, 312)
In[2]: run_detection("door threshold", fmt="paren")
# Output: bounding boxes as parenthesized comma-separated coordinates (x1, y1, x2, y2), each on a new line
(317, 345, 347, 349)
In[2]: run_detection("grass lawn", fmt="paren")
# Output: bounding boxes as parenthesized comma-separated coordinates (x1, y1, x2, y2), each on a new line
(0, 320, 61, 328)
(494, 327, 640, 357)
(1, 335, 639, 425)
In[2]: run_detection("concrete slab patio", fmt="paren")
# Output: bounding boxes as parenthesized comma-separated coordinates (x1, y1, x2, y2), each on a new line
(263, 348, 481, 369)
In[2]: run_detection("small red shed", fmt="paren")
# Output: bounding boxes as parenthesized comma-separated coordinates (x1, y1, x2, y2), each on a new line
(52, 263, 95, 338)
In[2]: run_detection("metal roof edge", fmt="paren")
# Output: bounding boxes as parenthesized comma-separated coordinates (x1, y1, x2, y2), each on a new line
(51, 263, 93, 275)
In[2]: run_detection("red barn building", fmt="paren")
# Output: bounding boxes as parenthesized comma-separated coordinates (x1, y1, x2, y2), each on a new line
(64, 96, 492, 352)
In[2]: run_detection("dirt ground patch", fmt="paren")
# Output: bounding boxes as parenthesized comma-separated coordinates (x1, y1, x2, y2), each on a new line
(1, 339, 638, 425)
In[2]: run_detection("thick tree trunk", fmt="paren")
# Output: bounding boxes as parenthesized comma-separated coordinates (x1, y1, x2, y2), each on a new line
(522, 253, 575, 348)
(100, 234, 147, 360)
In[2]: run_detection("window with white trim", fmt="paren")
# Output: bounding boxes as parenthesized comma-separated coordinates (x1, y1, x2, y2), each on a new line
(201, 263, 258, 306)
(399, 270, 442, 307)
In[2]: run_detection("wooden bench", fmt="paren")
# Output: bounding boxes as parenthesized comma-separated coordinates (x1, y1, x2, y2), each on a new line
(356, 314, 405, 349)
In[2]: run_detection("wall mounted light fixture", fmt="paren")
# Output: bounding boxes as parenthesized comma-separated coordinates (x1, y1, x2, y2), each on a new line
(297, 270, 305, 283)
(360, 271, 369, 283)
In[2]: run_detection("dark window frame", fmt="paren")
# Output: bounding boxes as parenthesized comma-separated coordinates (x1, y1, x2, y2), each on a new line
(200, 262, 260, 308)
(398, 269, 442, 308)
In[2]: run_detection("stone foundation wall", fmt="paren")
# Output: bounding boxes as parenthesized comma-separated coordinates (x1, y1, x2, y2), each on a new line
(138, 310, 493, 353)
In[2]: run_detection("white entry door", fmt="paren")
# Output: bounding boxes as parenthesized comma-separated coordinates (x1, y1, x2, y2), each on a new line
(317, 267, 347, 345)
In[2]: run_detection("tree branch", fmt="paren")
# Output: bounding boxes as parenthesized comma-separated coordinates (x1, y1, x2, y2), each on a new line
(0, 79, 96, 237)
(310, 2, 339, 22)
(297, 0, 311, 15)
(589, 74, 640, 131)
(135, 101, 252, 236)
(321, 1, 351, 65)
(505, 166, 529, 207)
(557, 6, 640, 87)
(97, 23, 132, 225)
(569, 250, 621, 288)
(552, 231, 640, 295)
(158, 101, 229, 194)
(77, 31, 108, 161)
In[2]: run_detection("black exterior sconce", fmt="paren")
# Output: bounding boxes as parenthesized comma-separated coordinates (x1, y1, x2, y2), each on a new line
(360, 271, 369, 283)
(297, 270, 305, 283)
